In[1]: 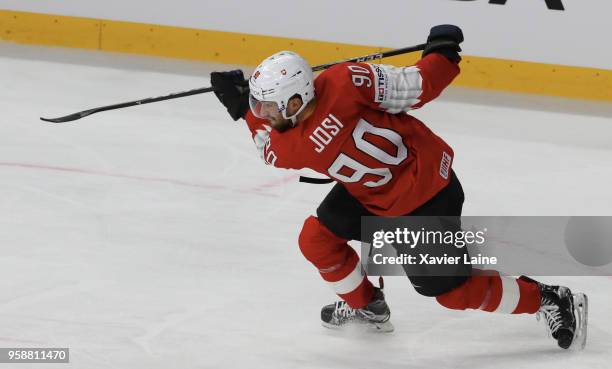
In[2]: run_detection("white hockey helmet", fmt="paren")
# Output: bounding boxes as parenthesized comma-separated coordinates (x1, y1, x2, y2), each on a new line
(248, 51, 315, 124)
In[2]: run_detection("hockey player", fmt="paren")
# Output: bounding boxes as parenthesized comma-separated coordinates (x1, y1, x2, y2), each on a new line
(210, 25, 587, 350)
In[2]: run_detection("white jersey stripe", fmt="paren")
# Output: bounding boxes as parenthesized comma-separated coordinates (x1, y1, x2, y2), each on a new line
(494, 277, 521, 314)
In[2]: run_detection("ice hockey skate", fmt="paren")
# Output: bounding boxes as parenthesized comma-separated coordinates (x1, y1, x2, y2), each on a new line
(320, 288, 394, 332)
(535, 280, 588, 350)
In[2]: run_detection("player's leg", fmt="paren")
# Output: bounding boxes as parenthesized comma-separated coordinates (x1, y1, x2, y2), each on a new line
(405, 171, 587, 349)
(396, 170, 473, 296)
(435, 273, 587, 349)
(299, 215, 373, 309)
(297, 183, 391, 331)
(315, 182, 371, 241)
(400, 171, 541, 311)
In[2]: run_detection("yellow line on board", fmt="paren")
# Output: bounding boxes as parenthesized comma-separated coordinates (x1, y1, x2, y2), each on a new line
(1, 9, 610, 102)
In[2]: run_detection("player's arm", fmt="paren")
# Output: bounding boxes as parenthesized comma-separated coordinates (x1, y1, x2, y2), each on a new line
(210, 70, 250, 121)
(209, 71, 296, 169)
(415, 24, 464, 107)
(349, 25, 463, 113)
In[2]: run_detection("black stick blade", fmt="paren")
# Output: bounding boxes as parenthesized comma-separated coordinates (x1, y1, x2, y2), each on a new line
(41, 109, 98, 123)
(40, 115, 79, 123)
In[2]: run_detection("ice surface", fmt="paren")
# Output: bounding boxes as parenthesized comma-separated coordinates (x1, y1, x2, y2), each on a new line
(1, 43, 611, 369)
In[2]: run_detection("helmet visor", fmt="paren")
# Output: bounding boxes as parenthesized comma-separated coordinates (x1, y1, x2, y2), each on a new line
(249, 94, 283, 119)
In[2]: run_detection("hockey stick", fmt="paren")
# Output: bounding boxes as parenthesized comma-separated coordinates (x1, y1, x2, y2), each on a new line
(40, 42, 432, 123)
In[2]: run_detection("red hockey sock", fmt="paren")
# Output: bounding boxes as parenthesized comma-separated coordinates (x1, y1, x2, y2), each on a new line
(299, 216, 374, 308)
(436, 271, 540, 314)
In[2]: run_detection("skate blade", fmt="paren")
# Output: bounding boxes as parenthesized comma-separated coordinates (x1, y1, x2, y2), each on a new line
(569, 293, 588, 350)
(321, 319, 394, 333)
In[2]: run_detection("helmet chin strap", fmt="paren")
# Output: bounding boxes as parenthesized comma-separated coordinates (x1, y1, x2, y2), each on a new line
(290, 115, 299, 126)
(284, 100, 308, 126)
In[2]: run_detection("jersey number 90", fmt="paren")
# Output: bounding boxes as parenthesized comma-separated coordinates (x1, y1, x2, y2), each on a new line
(328, 119, 408, 187)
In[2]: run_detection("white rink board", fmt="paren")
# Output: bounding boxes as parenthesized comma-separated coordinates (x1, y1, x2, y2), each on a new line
(1, 0, 610, 69)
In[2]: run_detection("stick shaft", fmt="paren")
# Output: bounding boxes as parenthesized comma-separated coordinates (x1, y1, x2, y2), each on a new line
(41, 43, 431, 123)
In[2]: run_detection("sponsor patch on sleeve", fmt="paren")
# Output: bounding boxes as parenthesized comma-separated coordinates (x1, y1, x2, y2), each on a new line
(371, 64, 388, 103)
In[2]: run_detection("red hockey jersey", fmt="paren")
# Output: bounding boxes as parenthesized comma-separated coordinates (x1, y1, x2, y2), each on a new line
(245, 53, 460, 216)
